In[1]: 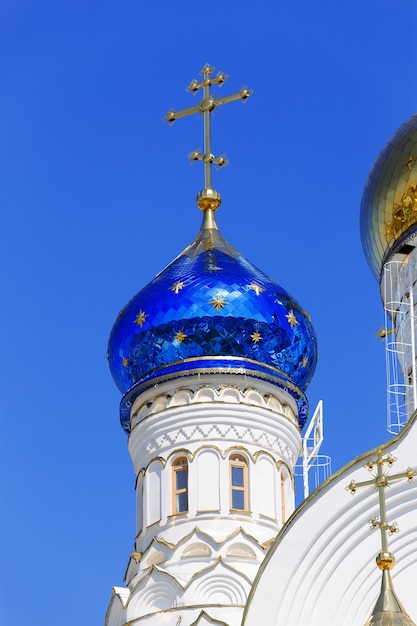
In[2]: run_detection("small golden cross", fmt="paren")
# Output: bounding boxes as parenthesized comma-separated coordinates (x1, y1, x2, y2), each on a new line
(165, 64, 252, 195)
(347, 449, 415, 557)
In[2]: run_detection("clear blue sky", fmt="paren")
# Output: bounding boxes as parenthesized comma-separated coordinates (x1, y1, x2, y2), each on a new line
(1, 1, 416, 624)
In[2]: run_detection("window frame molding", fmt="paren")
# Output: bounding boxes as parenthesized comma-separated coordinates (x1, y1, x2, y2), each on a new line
(229, 453, 249, 512)
(172, 456, 189, 514)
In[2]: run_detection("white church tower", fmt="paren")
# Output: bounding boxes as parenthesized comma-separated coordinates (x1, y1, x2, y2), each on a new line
(105, 65, 318, 626)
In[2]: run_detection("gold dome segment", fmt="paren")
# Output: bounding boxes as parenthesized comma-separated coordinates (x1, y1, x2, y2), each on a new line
(361, 112, 417, 281)
(165, 64, 252, 212)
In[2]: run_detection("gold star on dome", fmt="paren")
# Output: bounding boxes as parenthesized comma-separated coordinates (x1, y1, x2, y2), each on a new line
(251, 331, 262, 343)
(174, 330, 187, 342)
(302, 356, 308, 368)
(170, 281, 185, 294)
(209, 294, 228, 312)
(285, 310, 298, 327)
(134, 310, 148, 327)
(122, 357, 128, 367)
(248, 283, 264, 296)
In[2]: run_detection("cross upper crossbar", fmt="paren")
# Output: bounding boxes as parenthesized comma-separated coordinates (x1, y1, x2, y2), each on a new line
(166, 88, 251, 122)
(347, 449, 416, 555)
(165, 64, 252, 196)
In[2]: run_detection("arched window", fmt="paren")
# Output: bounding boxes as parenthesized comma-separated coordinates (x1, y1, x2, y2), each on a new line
(172, 457, 188, 514)
(230, 454, 248, 511)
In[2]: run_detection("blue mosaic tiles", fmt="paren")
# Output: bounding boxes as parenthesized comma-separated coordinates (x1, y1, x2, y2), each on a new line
(108, 224, 318, 433)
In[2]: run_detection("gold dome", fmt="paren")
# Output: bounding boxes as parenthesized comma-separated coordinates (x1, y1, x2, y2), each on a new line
(360, 112, 417, 281)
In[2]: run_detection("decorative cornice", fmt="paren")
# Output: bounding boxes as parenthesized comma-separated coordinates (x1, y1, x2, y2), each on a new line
(137, 524, 270, 568)
(122, 556, 252, 619)
(120, 359, 308, 435)
(131, 384, 296, 426)
(183, 556, 253, 589)
(137, 445, 294, 476)
(124, 525, 275, 584)
(120, 604, 246, 624)
(136, 428, 296, 467)
(110, 586, 130, 607)
(190, 609, 231, 626)
(128, 562, 185, 595)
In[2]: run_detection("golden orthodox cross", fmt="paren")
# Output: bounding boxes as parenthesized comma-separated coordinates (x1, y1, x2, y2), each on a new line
(347, 449, 415, 563)
(165, 64, 252, 201)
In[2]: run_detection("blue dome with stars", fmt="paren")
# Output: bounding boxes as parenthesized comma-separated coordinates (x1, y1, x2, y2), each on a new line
(108, 207, 318, 432)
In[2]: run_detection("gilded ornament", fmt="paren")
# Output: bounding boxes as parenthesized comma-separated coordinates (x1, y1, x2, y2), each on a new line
(122, 357, 128, 367)
(385, 184, 417, 242)
(348, 449, 417, 626)
(285, 310, 298, 327)
(251, 331, 262, 343)
(406, 155, 415, 171)
(164, 64, 252, 208)
(175, 330, 187, 342)
(134, 310, 148, 327)
(170, 281, 185, 294)
(347, 449, 415, 561)
(248, 283, 264, 296)
(302, 356, 308, 368)
(130, 551, 142, 564)
(209, 294, 228, 312)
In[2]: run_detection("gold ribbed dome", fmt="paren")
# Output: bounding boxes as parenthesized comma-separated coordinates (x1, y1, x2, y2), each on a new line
(360, 112, 417, 281)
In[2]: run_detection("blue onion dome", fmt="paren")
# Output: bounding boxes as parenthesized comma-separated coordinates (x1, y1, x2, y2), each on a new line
(361, 111, 417, 281)
(108, 203, 318, 432)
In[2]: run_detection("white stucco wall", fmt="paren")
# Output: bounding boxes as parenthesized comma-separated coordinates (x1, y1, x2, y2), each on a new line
(243, 413, 417, 626)
(105, 372, 303, 626)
